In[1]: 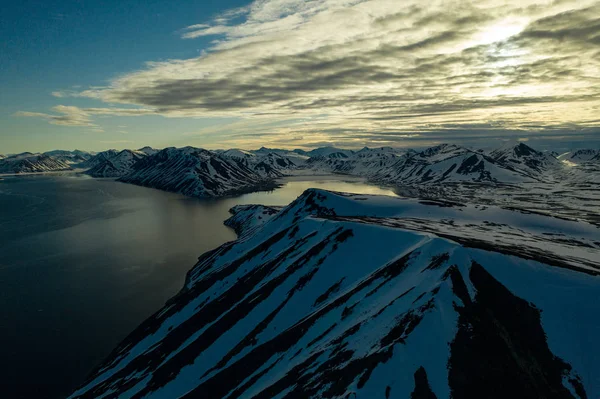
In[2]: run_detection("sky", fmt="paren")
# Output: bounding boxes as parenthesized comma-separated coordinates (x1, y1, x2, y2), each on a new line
(1, 0, 600, 154)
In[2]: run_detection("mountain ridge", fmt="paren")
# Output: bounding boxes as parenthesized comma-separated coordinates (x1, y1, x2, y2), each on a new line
(68, 188, 599, 399)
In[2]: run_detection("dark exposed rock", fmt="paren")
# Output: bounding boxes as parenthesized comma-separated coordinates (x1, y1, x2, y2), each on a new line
(448, 262, 585, 399)
(411, 366, 438, 399)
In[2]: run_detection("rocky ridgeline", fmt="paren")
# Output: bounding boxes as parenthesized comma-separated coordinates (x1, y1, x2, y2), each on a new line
(69, 189, 599, 399)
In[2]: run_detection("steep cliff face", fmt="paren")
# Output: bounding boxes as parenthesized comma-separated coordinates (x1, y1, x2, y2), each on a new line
(70, 189, 599, 399)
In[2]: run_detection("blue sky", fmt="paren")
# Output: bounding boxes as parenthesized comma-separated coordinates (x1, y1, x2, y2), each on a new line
(1, 0, 246, 153)
(2, 0, 600, 154)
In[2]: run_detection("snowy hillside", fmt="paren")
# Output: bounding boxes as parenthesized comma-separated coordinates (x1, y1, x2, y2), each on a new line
(220, 149, 300, 178)
(85, 149, 147, 177)
(304, 144, 538, 184)
(0, 153, 72, 174)
(489, 143, 560, 180)
(305, 147, 404, 178)
(558, 149, 600, 164)
(305, 146, 355, 159)
(138, 146, 159, 156)
(301, 143, 590, 185)
(381, 145, 534, 184)
(224, 204, 282, 237)
(118, 147, 279, 197)
(43, 150, 93, 165)
(70, 189, 599, 399)
(80, 150, 121, 169)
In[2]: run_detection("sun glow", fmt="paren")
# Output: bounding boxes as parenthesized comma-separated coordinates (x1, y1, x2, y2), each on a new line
(474, 19, 527, 46)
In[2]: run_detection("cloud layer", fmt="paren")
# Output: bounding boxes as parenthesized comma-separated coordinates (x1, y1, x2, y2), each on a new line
(19, 0, 600, 148)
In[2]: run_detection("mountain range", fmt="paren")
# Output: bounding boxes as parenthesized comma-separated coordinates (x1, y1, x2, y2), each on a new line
(0, 153, 73, 174)
(1, 143, 598, 198)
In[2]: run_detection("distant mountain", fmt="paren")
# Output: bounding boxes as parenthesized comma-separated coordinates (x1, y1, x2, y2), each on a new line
(138, 146, 159, 156)
(219, 149, 255, 160)
(306, 146, 355, 158)
(252, 146, 292, 156)
(85, 149, 147, 177)
(79, 150, 121, 169)
(69, 189, 599, 399)
(119, 147, 278, 197)
(6, 152, 36, 160)
(43, 150, 93, 165)
(0, 153, 72, 174)
(220, 148, 304, 178)
(304, 144, 539, 184)
(558, 149, 600, 163)
(378, 145, 531, 184)
(305, 147, 403, 177)
(6, 143, 597, 191)
(489, 143, 560, 179)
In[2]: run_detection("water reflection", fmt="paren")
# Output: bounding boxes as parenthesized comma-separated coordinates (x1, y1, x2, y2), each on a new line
(0, 174, 396, 398)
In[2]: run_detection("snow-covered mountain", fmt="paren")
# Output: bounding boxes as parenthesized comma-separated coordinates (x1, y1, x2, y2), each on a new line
(489, 142, 560, 180)
(0, 153, 72, 174)
(385, 144, 541, 184)
(70, 189, 599, 399)
(85, 149, 147, 177)
(224, 204, 281, 237)
(119, 147, 279, 197)
(305, 146, 404, 178)
(558, 149, 600, 163)
(6, 143, 597, 194)
(305, 146, 355, 159)
(305, 144, 537, 184)
(219, 149, 255, 160)
(138, 146, 159, 156)
(79, 150, 121, 169)
(220, 149, 301, 178)
(43, 150, 93, 165)
(302, 143, 586, 185)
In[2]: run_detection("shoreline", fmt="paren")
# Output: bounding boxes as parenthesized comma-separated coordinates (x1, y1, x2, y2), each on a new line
(0, 168, 85, 177)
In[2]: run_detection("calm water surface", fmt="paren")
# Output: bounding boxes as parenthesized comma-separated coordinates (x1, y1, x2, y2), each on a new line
(0, 174, 396, 398)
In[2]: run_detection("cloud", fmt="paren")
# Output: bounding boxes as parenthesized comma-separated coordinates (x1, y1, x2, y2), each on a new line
(15, 106, 95, 127)
(15, 106, 156, 129)
(33, 0, 600, 147)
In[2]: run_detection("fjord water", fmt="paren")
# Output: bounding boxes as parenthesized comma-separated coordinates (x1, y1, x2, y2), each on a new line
(0, 174, 396, 399)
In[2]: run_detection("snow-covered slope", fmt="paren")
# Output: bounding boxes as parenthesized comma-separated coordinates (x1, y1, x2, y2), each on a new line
(70, 189, 599, 399)
(0, 153, 72, 174)
(306, 146, 355, 159)
(85, 149, 147, 177)
(381, 145, 532, 184)
(304, 144, 540, 184)
(489, 143, 560, 180)
(558, 149, 600, 164)
(118, 147, 278, 197)
(138, 146, 159, 156)
(220, 150, 300, 178)
(304, 144, 530, 185)
(43, 150, 92, 165)
(224, 204, 282, 237)
(301, 143, 592, 185)
(79, 150, 120, 169)
(305, 147, 404, 178)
